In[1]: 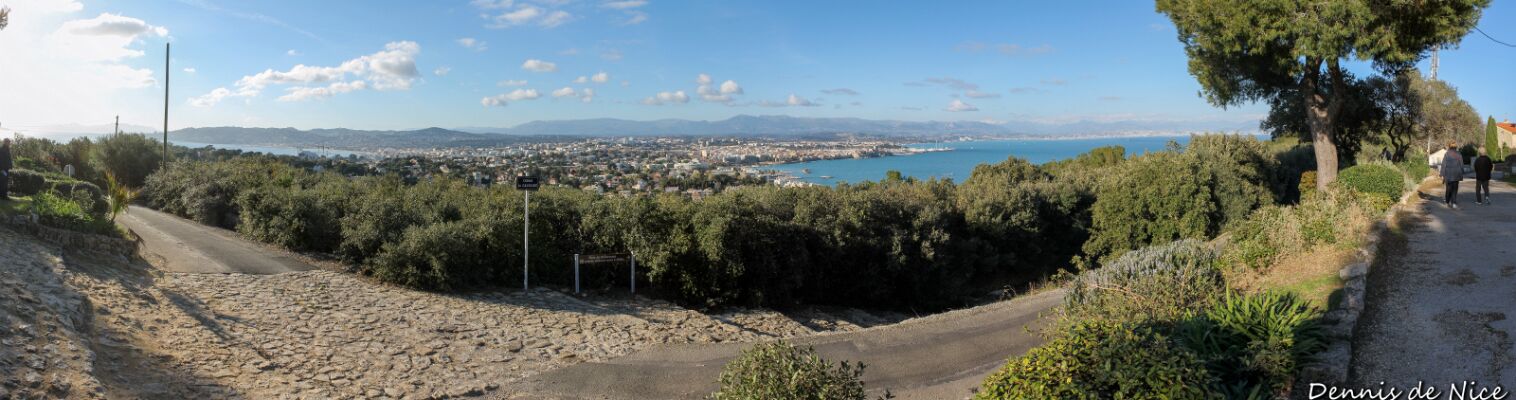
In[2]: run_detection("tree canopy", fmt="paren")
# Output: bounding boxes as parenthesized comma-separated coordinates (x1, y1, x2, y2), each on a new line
(1157, 0, 1488, 188)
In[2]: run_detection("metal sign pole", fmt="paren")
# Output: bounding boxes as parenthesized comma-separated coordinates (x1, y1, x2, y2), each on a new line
(523, 190, 530, 291)
(573, 254, 580, 294)
(629, 254, 636, 296)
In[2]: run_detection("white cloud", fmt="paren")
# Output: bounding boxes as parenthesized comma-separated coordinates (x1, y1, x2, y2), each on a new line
(603, 0, 647, 9)
(622, 11, 648, 25)
(183, 67, 197, 74)
(481, 88, 541, 107)
(539, 11, 573, 28)
(521, 59, 557, 72)
(457, 37, 487, 51)
(640, 90, 688, 105)
(482, 3, 573, 29)
(433, 66, 451, 76)
(193, 41, 421, 106)
(964, 89, 1001, 99)
(498, 79, 528, 87)
(49, 13, 168, 62)
(591, 71, 610, 83)
(574, 76, 588, 84)
(821, 88, 859, 95)
(549, 87, 594, 103)
(287, 49, 300, 56)
(279, 80, 367, 102)
(471, 0, 514, 9)
(695, 74, 743, 103)
(0, 4, 173, 125)
(601, 49, 623, 61)
(787, 94, 817, 107)
(946, 99, 978, 112)
(189, 87, 233, 108)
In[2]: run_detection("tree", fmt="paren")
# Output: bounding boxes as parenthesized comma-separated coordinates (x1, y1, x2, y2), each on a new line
(1157, 0, 1488, 190)
(1413, 76, 1481, 152)
(1261, 72, 1385, 164)
(1487, 116, 1503, 160)
(1363, 72, 1416, 162)
(95, 133, 164, 188)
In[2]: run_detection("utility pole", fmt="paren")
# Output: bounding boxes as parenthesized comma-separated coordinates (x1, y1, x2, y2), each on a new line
(163, 42, 170, 169)
(1430, 47, 1440, 81)
(114, 115, 119, 135)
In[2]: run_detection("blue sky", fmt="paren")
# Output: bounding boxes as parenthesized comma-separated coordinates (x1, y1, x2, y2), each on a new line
(1, 0, 1512, 132)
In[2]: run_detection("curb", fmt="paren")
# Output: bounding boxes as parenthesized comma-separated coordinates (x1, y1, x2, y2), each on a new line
(1298, 177, 1423, 386)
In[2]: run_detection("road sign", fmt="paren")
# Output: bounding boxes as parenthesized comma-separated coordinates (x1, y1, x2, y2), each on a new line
(579, 253, 629, 264)
(516, 176, 540, 191)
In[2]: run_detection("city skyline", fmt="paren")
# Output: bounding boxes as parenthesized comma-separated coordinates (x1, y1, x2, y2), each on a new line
(0, 0, 1512, 133)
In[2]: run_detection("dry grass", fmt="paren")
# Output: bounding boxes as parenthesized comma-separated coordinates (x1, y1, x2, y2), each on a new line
(1228, 247, 1353, 309)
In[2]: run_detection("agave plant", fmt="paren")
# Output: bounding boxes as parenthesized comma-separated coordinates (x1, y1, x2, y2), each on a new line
(1, 7, 10, 31)
(105, 172, 136, 222)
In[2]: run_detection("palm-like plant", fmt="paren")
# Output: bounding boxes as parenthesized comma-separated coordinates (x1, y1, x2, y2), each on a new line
(105, 172, 136, 222)
(1, 7, 10, 31)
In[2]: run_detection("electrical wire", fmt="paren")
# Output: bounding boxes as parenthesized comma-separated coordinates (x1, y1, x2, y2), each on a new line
(1474, 26, 1516, 48)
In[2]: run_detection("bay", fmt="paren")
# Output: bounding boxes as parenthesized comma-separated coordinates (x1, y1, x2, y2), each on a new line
(766, 136, 1202, 185)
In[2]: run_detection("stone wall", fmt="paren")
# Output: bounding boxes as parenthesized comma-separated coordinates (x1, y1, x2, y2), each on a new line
(1, 214, 139, 259)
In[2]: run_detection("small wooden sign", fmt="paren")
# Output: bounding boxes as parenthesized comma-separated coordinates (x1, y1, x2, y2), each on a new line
(515, 176, 541, 191)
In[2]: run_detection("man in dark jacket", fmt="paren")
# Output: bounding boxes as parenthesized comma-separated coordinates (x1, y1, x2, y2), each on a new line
(0, 138, 12, 201)
(1440, 142, 1464, 209)
(1474, 147, 1493, 205)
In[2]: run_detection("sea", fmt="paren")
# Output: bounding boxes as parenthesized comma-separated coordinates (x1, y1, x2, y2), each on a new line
(767, 136, 1200, 185)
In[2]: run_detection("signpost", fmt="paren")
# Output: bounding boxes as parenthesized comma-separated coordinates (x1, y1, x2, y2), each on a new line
(516, 176, 539, 290)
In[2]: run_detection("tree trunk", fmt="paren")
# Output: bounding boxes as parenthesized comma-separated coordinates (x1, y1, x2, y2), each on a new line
(1301, 59, 1340, 191)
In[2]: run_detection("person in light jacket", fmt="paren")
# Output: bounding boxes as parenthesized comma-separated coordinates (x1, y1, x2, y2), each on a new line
(1473, 147, 1493, 205)
(1440, 142, 1464, 209)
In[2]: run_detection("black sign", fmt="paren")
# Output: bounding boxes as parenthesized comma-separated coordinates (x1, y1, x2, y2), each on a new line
(515, 176, 541, 191)
(580, 253, 630, 264)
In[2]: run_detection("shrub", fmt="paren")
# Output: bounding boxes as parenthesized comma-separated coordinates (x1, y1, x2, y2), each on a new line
(50, 180, 107, 216)
(1176, 291, 1326, 397)
(236, 186, 344, 252)
(976, 322, 1213, 400)
(29, 192, 120, 237)
(369, 220, 497, 290)
(1335, 164, 1403, 205)
(1065, 239, 1225, 325)
(1223, 187, 1376, 270)
(1083, 135, 1276, 262)
(95, 133, 163, 188)
(1297, 171, 1317, 198)
(713, 341, 877, 400)
(8, 168, 47, 195)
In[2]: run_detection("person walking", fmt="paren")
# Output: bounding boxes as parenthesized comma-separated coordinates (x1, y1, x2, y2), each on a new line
(1440, 141, 1464, 209)
(0, 138, 12, 201)
(1473, 147, 1493, 205)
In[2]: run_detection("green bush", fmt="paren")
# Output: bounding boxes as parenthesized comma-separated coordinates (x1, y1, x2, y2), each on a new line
(50, 180, 107, 216)
(1065, 239, 1225, 325)
(29, 192, 121, 237)
(8, 168, 47, 195)
(1083, 134, 1276, 262)
(236, 186, 345, 252)
(1176, 291, 1326, 397)
(1223, 187, 1377, 270)
(976, 322, 1213, 400)
(369, 220, 500, 290)
(95, 133, 164, 188)
(1334, 164, 1403, 205)
(713, 341, 877, 400)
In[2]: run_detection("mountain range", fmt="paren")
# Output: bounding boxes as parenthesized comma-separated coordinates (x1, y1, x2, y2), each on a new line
(155, 115, 1259, 149)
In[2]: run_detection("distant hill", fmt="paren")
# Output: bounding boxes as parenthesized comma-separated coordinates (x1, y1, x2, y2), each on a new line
(171, 126, 541, 148)
(457, 114, 1259, 137)
(166, 115, 1259, 149)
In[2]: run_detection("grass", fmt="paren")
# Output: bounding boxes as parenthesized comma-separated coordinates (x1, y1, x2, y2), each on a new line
(1228, 247, 1352, 309)
(1, 195, 35, 216)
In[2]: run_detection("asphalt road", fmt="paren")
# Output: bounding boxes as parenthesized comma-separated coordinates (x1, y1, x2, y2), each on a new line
(510, 288, 1065, 400)
(1350, 179, 1516, 388)
(118, 207, 316, 274)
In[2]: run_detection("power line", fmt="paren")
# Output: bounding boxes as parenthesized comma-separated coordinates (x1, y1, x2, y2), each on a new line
(1474, 26, 1516, 48)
